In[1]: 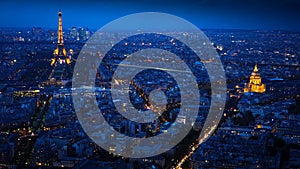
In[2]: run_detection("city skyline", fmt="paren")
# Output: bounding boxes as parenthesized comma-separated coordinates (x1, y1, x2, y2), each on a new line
(1, 0, 300, 31)
(0, 2, 300, 168)
(0, 6, 300, 168)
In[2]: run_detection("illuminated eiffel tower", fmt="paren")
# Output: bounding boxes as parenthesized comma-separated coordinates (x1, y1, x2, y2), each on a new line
(49, 11, 72, 85)
(51, 11, 71, 66)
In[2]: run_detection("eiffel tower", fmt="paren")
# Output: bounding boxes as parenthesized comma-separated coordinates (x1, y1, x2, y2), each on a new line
(49, 11, 72, 85)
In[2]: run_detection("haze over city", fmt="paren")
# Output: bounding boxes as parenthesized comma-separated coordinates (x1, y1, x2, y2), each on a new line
(1, 0, 300, 30)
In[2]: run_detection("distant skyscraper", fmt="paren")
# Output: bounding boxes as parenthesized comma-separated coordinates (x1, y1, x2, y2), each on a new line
(78, 27, 86, 41)
(85, 27, 90, 40)
(77, 27, 90, 41)
(51, 11, 71, 66)
(31, 27, 42, 41)
(244, 64, 266, 93)
(70, 27, 77, 39)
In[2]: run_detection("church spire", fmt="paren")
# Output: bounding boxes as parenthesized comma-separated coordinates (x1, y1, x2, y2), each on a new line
(253, 64, 258, 72)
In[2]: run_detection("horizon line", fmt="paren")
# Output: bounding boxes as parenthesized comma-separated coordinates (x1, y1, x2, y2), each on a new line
(0, 26, 299, 33)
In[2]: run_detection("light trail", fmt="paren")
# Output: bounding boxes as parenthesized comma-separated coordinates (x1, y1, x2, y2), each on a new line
(173, 124, 218, 169)
(117, 63, 193, 74)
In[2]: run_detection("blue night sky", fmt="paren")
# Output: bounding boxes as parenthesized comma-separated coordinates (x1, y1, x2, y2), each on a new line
(1, 0, 300, 30)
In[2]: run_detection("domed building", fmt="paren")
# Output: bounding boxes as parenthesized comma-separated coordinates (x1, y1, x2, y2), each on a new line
(244, 64, 266, 93)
